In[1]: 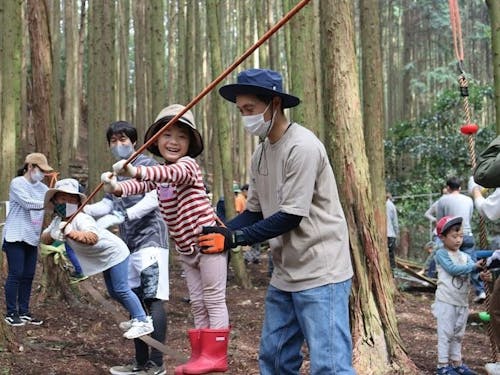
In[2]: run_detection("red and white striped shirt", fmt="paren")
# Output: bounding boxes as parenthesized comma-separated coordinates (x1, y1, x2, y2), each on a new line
(120, 156, 216, 254)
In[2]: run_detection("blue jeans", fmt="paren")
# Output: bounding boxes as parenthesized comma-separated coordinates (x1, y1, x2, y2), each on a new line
(103, 257, 146, 320)
(65, 243, 83, 275)
(461, 235, 484, 296)
(259, 280, 355, 375)
(3, 241, 38, 316)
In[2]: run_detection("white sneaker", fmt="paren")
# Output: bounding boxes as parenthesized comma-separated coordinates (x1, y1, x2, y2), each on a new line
(118, 318, 134, 331)
(486, 362, 500, 375)
(474, 291, 487, 303)
(123, 316, 154, 339)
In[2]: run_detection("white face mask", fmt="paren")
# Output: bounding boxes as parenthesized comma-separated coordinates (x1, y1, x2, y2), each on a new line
(242, 103, 273, 138)
(65, 203, 79, 217)
(111, 144, 134, 161)
(30, 168, 45, 183)
(54, 202, 79, 218)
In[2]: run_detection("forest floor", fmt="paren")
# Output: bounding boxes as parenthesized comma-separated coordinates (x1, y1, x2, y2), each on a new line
(0, 251, 494, 375)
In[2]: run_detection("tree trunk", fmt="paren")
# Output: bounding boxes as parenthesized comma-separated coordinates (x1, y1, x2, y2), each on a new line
(117, 1, 130, 121)
(487, 0, 500, 135)
(166, 0, 177, 104)
(320, 1, 418, 373)
(206, 0, 251, 289)
(177, 0, 188, 104)
(360, 0, 387, 241)
(87, 0, 116, 190)
(286, 0, 323, 138)
(150, 0, 166, 117)
(133, 0, 150, 138)
(61, 0, 81, 175)
(27, 0, 57, 164)
(257, 2, 269, 67)
(0, 0, 22, 201)
(48, 0, 62, 170)
(0, 0, 21, 348)
(38, 244, 80, 305)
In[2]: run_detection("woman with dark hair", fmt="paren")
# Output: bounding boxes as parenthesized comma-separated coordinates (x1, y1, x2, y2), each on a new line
(2, 153, 54, 326)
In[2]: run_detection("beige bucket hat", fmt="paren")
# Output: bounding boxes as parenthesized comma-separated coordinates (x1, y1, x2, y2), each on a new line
(44, 178, 86, 212)
(144, 104, 203, 158)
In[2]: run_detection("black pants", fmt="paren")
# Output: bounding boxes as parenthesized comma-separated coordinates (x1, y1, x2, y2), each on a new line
(387, 237, 397, 269)
(135, 298, 167, 366)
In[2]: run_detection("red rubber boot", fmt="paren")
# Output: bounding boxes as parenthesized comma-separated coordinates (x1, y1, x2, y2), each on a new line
(182, 328, 230, 374)
(174, 329, 202, 375)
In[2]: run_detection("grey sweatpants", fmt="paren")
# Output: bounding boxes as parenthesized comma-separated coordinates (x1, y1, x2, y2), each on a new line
(432, 300, 469, 364)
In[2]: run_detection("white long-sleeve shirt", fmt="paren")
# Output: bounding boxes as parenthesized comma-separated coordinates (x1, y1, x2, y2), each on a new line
(474, 188, 500, 221)
(2, 176, 48, 247)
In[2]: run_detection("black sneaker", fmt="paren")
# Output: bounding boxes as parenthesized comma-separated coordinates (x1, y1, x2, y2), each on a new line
(109, 361, 145, 374)
(144, 360, 166, 375)
(4, 313, 25, 326)
(19, 314, 43, 325)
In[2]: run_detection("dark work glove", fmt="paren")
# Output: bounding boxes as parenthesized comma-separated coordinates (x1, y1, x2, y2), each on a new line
(198, 226, 246, 254)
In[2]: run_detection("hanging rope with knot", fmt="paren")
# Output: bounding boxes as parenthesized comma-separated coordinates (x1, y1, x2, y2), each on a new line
(449, 0, 496, 362)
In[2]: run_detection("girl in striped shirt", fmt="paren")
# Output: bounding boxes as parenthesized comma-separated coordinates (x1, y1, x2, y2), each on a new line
(101, 104, 230, 374)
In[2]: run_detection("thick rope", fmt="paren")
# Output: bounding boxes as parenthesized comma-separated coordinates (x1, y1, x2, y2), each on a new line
(449, 0, 464, 65)
(459, 75, 489, 250)
(452, 6, 497, 361)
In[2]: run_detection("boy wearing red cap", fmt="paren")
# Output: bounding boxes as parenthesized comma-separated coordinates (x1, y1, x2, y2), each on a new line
(433, 216, 484, 375)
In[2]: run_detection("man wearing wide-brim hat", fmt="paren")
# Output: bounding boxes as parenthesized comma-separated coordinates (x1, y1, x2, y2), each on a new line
(198, 68, 355, 374)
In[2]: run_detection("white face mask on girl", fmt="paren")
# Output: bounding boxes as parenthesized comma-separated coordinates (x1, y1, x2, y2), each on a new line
(242, 103, 274, 138)
(30, 168, 45, 183)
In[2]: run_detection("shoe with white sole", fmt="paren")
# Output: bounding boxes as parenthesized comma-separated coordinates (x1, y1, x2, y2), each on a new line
(123, 316, 154, 339)
(485, 362, 500, 375)
(119, 318, 134, 331)
(109, 360, 145, 374)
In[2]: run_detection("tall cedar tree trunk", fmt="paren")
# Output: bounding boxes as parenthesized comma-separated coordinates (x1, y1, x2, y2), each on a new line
(117, 1, 130, 121)
(177, 0, 188, 104)
(193, 1, 209, 172)
(87, 1, 116, 190)
(61, 0, 81, 175)
(27, 0, 58, 164)
(49, 0, 62, 170)
(0, 0, 22, 202)
(27, 0, 77, 302)
(360, 0, 387, 238)
(286, 0, 323, 138)
(206, 0, 251, 289)
(166, 0, 177, 104)
(0, 0, 22, 349)
(487, 0, 500, 135)
(150, 0, 166, 117)
(401, 0, 413, 123)
(320, 1, 418, 373)
(133, 1, 150, 139)
(257, 3, 269, 67)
